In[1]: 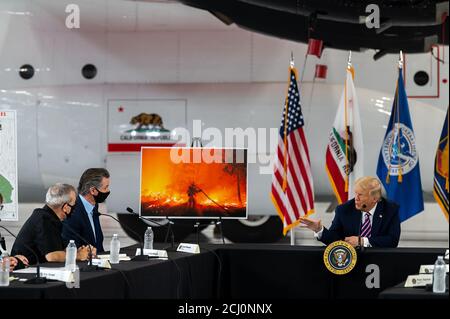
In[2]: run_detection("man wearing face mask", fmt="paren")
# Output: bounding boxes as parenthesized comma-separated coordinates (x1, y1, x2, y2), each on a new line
(300, 176, 401, 248)
(11, 183, 91, 264)
(62, 168, 110, 252)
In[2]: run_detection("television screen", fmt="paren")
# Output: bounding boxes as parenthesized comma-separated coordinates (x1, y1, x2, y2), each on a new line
(140, 147, 247, 219)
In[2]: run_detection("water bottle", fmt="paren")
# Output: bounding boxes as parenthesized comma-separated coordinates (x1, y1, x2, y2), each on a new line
(144, 227, 154, 250)
(110, 234, 120, 264)
(0, 252, 10, 287)
(66, 265, 80, 289)
(65, 240, 77, 271)
(432, 255, 446, 293)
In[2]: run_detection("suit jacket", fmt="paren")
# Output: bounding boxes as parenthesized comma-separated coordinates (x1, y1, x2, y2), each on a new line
(62, 195, 104, 252)
(320, 198, 401, 248)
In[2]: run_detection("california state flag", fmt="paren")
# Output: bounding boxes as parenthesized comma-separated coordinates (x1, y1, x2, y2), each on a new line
(325, 66, 364, 204)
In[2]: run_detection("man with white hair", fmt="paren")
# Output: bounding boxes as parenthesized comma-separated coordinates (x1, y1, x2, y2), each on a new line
(300, 176, 401, 248)
(11, 183, 91, 264)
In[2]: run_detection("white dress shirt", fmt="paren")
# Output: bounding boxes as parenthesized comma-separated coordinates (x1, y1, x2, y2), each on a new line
(314, 203, 378, 247)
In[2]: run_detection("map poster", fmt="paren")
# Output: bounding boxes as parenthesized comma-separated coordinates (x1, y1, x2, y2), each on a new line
(0, 110, 18, 221)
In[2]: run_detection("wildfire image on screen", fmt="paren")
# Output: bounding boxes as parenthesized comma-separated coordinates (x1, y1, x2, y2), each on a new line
(140, 148, 247, 218)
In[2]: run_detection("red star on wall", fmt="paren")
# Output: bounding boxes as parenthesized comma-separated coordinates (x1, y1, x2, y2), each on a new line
(118, 106, 124, 112)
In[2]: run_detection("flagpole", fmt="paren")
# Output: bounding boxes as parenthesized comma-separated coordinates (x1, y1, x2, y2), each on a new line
(290, 51, 297, 246)
(282, 54, 294, 191)
(348, 50, 352, 69)
(290, 51, 295, 69)
(397, 51, 404, 182)
(344, 51, 351, 193)
(447, 105, 449, 191)
(399, 50, 404, 70)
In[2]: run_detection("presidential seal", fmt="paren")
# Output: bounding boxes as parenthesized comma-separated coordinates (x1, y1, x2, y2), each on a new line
(323, 240, 357, 275)
(381, 123, 418, 176)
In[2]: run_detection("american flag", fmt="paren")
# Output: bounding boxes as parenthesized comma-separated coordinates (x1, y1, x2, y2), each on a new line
(271, 66, 314, 235)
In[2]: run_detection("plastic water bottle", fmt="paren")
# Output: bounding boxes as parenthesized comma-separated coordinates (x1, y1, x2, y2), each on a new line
(432, 255, 446, 293)
(65, 240, 77, 271)
(66, 265, 80, 289)
(110, 234, 120, 264)
(0, 252, 10, 287)
(144, 227, 154, 250)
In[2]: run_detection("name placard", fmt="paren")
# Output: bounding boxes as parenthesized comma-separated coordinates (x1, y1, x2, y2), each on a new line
(177, 243, 200, 254)
(419, 264, 449, 274)
(404, 274, 433, 288)
(91, 259, 112, 269)
(39, 267, 74, 283)
(135, 248, 168, 258)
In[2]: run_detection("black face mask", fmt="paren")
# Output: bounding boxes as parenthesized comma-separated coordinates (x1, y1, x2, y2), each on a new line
(64, 203, 76, 219)
(94, 188, 110, 203)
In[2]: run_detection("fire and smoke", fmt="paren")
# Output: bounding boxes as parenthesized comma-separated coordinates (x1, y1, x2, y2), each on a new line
(140, 148, 247, 218)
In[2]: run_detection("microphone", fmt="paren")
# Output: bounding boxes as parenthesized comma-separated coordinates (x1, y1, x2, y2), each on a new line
(0, 223, 47, 284)
(126, 207, 165, 227)
(62, 223, 98, 272)
(126, 207, 175, 249)
(0, 235, 6, 251)
(93, 212, 149, 261)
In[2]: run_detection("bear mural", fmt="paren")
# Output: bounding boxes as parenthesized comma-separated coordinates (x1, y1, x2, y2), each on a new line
(130, 113, 164, 131)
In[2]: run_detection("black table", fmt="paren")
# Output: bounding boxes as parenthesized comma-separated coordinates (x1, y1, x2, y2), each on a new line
(0, 244, 446, 299)
(218, 245, 444, 299)
(0, 246, 219, 299)
(379, 281, 449, 299)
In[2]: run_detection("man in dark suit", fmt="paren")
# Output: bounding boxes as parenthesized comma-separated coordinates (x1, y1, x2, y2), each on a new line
(300, 176, 401, 248)
(62, 168, 110, 252)
(12, 183, 90, 264)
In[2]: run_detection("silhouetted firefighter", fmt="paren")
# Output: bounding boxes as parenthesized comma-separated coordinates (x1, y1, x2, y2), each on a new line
(187, 183, 201, 209)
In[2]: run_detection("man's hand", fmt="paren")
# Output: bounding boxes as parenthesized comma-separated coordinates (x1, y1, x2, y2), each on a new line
(86, 245, 97, 258)
(345, 236, 360, 247)
(90, 245, 97, 258)
(14, 255, 29, 267)
(9, 257, 18, 271)
(299, 217, 322, 233)
(76, 246, 90, 261)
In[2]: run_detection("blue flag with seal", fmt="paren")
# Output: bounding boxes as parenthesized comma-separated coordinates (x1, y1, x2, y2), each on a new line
(433, 106, 449, 222)
(376, 70, 424, 222)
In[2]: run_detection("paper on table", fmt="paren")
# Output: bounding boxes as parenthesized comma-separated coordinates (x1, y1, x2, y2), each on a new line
(13, 267, 38, 274)
(97, 254, 127, 259)
(96, 254, 130, 261)
(13, 267, 74, 282)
